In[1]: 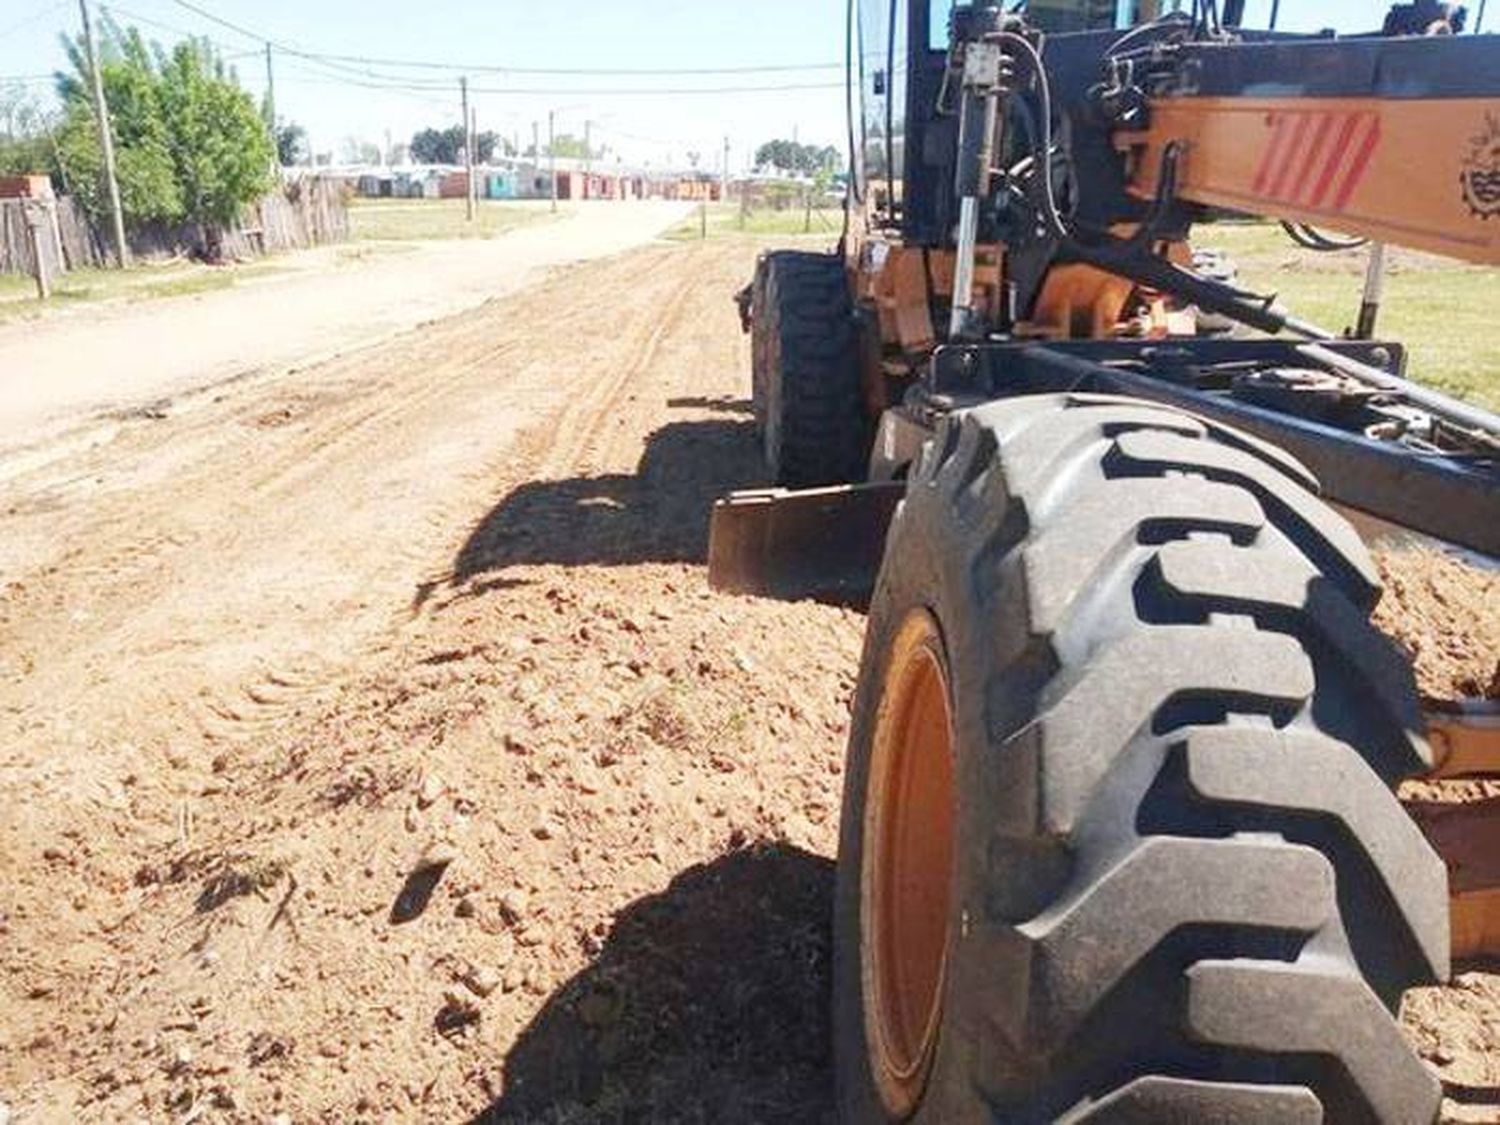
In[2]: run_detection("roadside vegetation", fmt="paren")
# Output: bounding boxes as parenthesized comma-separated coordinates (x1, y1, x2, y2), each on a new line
(348, 197, 558, 242)
(48, 19, 275, 260)
(0, 257, 285, 321)
(0, 243, 401, 322)
(667, 198, 841, 241)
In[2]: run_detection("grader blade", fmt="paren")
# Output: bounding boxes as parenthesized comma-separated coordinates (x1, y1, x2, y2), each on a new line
(706, 482, 903, 607)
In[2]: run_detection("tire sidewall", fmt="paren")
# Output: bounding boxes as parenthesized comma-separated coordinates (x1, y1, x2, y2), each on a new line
(835, 475, 995, 1125)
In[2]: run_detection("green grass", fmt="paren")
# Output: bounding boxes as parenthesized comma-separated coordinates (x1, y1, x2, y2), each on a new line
(665, 200, 843, 242)
(1199, 221, 1500, 409)
(348, 197, 557, 242)
(0, 258, 288, 322)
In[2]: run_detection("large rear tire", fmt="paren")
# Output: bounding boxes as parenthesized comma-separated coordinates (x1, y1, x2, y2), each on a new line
(749, 251, 869, 487)
(834, 393, 1449, 1123)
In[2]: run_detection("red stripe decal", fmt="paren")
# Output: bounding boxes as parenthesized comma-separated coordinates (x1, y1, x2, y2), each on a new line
(1307, 113, 1360, 208)
(1254, 113, 1290, 195)
(1332, 114, 1381, 210)
(1269, 113, 1312, 200)
(1291, 113, 1335, 203)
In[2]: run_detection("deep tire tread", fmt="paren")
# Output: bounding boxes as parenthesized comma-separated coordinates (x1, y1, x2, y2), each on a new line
(838, 392, 1447, 1125)
(751, 251, 869, 487)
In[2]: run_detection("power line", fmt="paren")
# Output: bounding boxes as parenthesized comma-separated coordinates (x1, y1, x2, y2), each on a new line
(102, 3, 239, 49)
(283, 51, 845, 77)
(163, 0, 842, 79)
(0, 0, 69, 41)
(271, 70, 843, 97)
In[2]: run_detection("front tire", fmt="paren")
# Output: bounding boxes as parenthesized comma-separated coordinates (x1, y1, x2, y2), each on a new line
(834, 393, 1448, 1123)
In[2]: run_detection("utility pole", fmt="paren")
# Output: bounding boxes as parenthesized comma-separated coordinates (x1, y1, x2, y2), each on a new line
(470, 105, 479, 210)
(263, 42, 276, 128)
(548, 109, 557, 213)
(531, 120, 539, 163)
(722, 134, 730, 205)
(460, 76, 474, 221)
(264, 42, 282, 179)
(79, 0, 128, 268)
(583, 119, 592, 201)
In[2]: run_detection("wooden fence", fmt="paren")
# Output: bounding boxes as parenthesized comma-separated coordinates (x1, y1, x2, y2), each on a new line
(0, 177, 349, 276)
(0, 197, 94, 278)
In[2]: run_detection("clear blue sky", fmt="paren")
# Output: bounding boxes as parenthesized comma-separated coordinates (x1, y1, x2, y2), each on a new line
(0, 0, 1455, 169)
(0, 0, 850, 168)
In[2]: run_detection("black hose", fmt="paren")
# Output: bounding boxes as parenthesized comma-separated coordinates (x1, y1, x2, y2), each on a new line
(1281, 221, 1369, 252)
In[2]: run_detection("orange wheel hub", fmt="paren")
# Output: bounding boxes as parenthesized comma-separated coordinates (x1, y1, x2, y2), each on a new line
(862, 608, 957, 1116)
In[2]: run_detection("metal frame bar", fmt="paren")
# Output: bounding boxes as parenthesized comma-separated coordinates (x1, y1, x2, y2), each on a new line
(926, 339, 1500, 557)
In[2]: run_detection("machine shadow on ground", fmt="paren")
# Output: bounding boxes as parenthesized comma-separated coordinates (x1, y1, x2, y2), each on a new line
(419, 399, 764, 608)
(469, 842, 836, 1123)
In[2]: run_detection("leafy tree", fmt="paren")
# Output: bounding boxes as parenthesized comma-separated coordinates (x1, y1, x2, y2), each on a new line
(0, 84, 56, 176)
(274, 121, 307, 165)
(55, 22, 181, 225)
(52, 21, 274, 257)
(409, 125, 513, 164)
(543, 132, 604, 160)
(155, 39, 275, 257)
(410, 125, 465, 164)
(754, 138, 840, 176)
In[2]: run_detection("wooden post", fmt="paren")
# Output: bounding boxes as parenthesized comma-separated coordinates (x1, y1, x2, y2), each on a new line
(49, 199, 65, 267)
(25, 202, 51, 300)
(804, 185, 812, 233)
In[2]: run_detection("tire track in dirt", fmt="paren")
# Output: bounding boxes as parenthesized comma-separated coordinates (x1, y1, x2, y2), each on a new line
(10, 233, 1493, 1123)
(3, 236, 851, 1124)
(0, 243, 707, 763)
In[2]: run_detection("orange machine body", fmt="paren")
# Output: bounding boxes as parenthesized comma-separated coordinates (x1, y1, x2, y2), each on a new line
(1122, 95, 1500, 265)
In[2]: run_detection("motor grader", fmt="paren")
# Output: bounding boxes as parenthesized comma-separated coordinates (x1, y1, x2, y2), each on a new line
(710, 1, 1500, 1120)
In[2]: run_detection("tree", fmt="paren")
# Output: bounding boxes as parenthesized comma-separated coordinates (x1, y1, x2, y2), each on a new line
(274, 121, 307, 165)
(754, 138, 841, 176)
(0, 84, 56, 176)
(410, 125, 515, 164)
(155, 39, 275, 258)
(51, 22, 275, 258)
(410, 125, 465, 164)
(544, 132, 604, 160)
(54, 22, 181, 226)
(474, 130, 500, 163)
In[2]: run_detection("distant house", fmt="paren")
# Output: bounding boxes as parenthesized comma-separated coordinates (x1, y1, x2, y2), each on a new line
(311, 157, 729, 204)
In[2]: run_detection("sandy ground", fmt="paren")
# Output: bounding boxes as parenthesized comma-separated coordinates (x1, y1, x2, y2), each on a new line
(0, 200, 691, 461)
(0, 235, 1496, 1123)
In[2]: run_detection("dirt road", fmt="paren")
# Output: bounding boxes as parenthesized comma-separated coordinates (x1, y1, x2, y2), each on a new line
(0, 200, 690, 459)
(1, 237, 1495, 1122)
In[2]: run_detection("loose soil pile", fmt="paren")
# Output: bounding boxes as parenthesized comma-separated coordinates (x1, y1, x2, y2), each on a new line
(1374, 545, 1500, 703)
